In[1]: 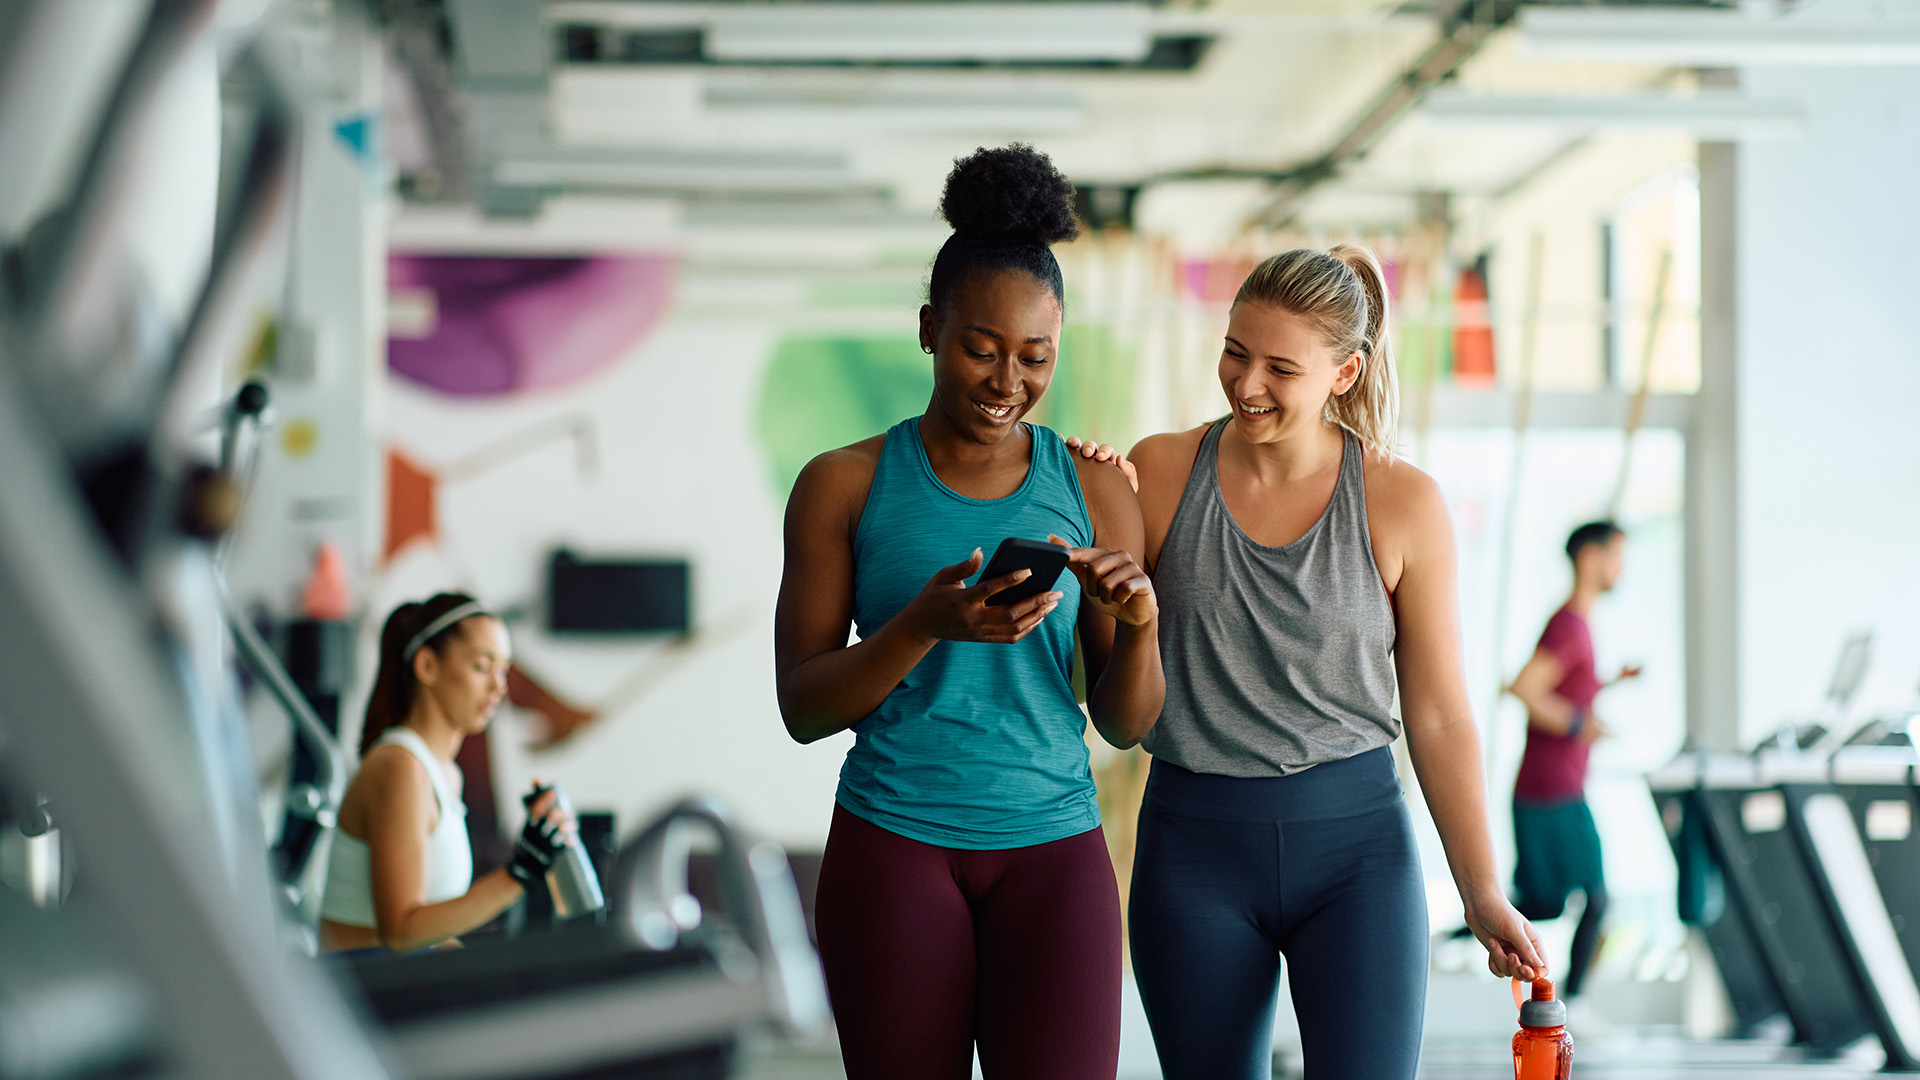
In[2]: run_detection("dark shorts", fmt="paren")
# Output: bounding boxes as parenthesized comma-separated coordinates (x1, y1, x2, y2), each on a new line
(1512, 799, 1605, 918)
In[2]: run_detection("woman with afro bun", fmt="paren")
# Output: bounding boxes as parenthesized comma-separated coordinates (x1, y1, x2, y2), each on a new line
(774, 144, 1164, 1079)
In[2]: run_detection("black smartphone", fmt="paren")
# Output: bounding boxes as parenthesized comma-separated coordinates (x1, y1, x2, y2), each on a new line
(979, 537, 1071, 607)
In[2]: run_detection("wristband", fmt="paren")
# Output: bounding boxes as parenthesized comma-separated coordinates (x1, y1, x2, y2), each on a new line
(1567, 707, 1586, 737)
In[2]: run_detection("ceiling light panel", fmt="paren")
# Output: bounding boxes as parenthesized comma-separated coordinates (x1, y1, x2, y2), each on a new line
(706, 5, 1152, 64)
(1518, 8, 1920, 66)
(702, 83, 1086, 133)
(675, 3, 1152, 64)
(1421, 89, 1804, 139)
(493, 147, 852, 190)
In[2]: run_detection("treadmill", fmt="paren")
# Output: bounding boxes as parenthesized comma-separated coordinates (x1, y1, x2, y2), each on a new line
(1772, 748, 1920, 1069)
(337, 797, 831, 1080)
(1830, 726, 1920, 986)
(1650, 636, 1873, 1046)
(1649, 759, 1788, 1036)
(1652, 635, 1920, 1069)
(1651, 751, 1872, 1052)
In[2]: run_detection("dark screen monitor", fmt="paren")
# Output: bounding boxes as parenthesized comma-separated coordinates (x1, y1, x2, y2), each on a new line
(547, 550, 689, 634)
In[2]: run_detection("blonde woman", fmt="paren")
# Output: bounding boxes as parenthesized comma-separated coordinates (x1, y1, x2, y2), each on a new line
(1071, 247, 1544, 1079)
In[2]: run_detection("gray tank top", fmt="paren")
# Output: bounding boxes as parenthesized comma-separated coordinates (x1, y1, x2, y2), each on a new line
(1143, 420, 1399, 777)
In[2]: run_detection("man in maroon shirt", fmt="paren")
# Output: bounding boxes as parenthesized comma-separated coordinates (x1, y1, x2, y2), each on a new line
(1505, 521, 1641, 998)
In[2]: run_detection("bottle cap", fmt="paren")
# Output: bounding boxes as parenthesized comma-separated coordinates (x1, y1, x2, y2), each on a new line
(301, 542, 352, 621)
(1519, 977, 1566, 1029)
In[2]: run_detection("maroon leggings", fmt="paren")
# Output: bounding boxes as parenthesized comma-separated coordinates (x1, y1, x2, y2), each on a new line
(813, 804, 1122, 1080)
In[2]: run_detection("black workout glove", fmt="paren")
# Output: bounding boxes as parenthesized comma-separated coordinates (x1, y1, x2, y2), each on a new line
(507, 787, 567, 890)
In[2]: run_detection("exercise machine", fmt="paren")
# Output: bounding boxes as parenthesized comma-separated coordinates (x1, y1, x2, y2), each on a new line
(1650, 637, 1920, 1069)
(0, 4, 830, 1077)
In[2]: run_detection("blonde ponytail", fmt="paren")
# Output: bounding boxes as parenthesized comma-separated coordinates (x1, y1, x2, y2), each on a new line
(1234, 244, 1400, 460)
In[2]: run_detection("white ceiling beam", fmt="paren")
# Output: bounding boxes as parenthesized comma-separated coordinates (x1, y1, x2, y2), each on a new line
(702, 84, 1086, 133)
(549, 1, 1408, 34)
(1517, 8, 1920, 66)
(1414, 387, 1694, 431)
(493, 147, 852, 190)
(1421, 89, 1803, 139)
(705, 5, 1154, 64)
(546, 2, 1155, 63)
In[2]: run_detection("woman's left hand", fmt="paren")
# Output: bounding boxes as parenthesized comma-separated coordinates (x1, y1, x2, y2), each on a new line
(1464, 891, 1548, 981)
(1048, 535, 1156, 627)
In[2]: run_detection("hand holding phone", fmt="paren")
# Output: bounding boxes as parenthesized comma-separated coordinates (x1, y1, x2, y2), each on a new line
(900, 541, 1066, 646)
(978, 538, 1070, 607)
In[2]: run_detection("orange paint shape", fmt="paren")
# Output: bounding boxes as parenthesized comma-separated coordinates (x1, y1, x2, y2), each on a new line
(385, 448, 438, 564)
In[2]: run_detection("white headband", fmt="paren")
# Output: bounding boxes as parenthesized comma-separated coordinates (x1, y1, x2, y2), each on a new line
(402, 601, 491, 662)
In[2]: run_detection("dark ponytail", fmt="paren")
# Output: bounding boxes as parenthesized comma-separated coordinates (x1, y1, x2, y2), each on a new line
(927, 143, 1080, 317)
(359, 592, 484, 757)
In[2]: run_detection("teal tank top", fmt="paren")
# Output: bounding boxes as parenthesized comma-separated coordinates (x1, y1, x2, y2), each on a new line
(838, 417, 1099, 849)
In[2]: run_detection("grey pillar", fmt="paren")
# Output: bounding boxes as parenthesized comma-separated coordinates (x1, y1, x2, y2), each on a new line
(1687, 77, 1742, 752)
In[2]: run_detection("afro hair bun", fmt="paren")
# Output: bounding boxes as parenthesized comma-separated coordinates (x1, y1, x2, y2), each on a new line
(939, 143, 1080, 247)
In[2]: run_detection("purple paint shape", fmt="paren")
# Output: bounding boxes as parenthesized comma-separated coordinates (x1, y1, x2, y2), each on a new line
(387, 254, 676, 397)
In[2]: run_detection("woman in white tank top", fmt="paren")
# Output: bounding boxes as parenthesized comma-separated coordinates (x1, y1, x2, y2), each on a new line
(319, 594, 575, 953)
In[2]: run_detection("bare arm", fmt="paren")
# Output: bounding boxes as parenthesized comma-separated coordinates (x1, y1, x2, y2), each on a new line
(1383, 469, 1547, 981)
(1067, 457, 1164, 750)
(362, 753, 539, 952)
(1507, 649, 1582, 735)
(773, 448, 1059, 744)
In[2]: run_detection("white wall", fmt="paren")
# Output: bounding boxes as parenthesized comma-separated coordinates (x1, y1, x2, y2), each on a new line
(1735, 65, 1920, 744)
(378, 314, 852, 850)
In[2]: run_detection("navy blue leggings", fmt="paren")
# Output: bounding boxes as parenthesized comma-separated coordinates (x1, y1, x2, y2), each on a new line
(1129, 748, 1428, 1080)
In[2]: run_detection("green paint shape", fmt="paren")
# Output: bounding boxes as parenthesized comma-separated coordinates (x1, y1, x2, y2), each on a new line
(1027, 323, 1137, 446)
(753, 326, 1140, 500)
(756, 335, 930, 497)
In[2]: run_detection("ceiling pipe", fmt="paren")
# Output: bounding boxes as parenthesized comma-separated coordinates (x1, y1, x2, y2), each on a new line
(1245, 0, 1525, 228)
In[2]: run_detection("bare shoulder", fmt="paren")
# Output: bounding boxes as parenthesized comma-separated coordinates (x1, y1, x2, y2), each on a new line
(348, 742, 434, 830)
(1361, 454, 1453, 586)
(786, 434, 886, 531)
(356, 742, 431, 799)
(1362, 453, 1448, 523)
(1129, 424, 1210, 497)
(1129, 425, 1208, 472)
(794, 435, 884, 493)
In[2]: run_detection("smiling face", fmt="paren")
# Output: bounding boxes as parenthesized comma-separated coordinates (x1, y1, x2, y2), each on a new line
(413, 615, 511, 736)
(919, 268, 1063, 445)
(1217, 301, 1364, 447)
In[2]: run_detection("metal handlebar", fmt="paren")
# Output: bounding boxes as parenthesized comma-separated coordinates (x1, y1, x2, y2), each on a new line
(619, 796, 831, 1038)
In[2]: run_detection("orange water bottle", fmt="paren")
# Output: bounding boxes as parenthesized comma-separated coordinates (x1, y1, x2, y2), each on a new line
(1512, 977, 1573, 1080)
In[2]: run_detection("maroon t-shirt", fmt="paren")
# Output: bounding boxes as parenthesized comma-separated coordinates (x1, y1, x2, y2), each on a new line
(1513, 606, 1602, 805)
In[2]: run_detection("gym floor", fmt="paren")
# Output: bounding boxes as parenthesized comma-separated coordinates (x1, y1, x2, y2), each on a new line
(739, 1032, 1888, 1080)
(730, 957, 1893, 1078)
